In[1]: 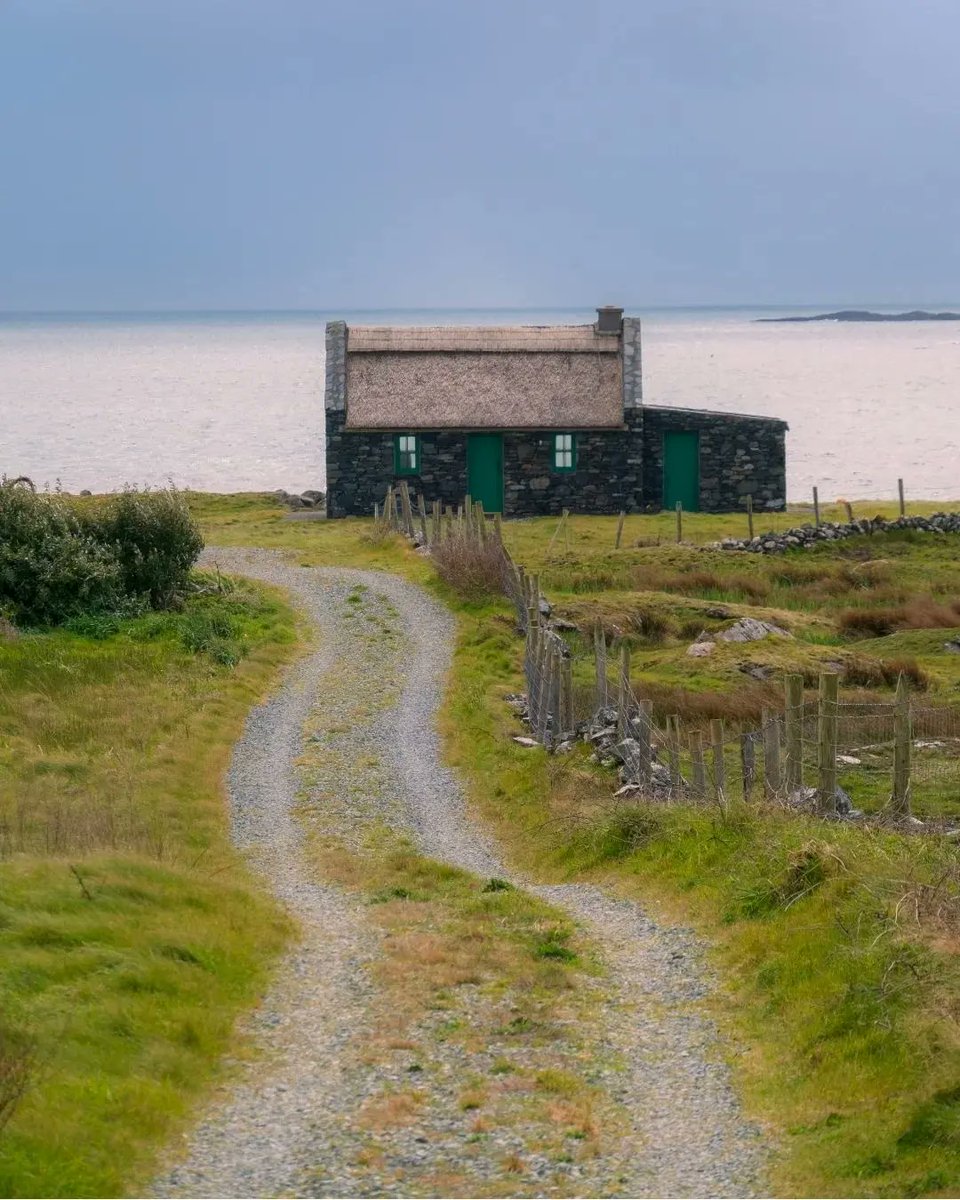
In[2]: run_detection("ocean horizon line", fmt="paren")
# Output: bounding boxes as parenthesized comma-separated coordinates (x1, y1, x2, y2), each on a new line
(4, 300, 960, 321)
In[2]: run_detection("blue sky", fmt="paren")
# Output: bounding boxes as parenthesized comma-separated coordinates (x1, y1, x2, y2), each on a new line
(2, 0, 958, 310)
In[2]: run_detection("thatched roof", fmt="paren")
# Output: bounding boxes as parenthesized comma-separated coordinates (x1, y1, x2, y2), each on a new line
(344, 324, 623, 430)
(348, 325, 618, 354)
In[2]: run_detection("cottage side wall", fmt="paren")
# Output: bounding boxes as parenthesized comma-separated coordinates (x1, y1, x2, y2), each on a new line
(641, 407, 787, 511)
(621, 317, 643, 409)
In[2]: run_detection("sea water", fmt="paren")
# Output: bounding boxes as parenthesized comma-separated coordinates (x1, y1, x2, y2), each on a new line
(2, 307, 958, 501)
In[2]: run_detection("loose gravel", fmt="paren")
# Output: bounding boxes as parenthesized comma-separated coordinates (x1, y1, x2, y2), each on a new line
(152, 547, 769, 1198)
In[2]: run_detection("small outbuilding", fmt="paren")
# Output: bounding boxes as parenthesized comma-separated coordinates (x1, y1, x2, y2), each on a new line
(324, 307, 786, 517)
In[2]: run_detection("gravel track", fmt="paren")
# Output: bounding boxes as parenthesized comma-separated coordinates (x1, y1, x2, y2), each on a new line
(152, 547, 767, 1198)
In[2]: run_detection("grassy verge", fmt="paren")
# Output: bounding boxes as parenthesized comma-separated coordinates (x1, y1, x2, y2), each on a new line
(189, 493, 960, 1197)
(0, 575, 298, 1198)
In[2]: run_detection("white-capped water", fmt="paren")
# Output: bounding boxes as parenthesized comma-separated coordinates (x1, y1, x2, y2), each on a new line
(2, 308, 958, 501)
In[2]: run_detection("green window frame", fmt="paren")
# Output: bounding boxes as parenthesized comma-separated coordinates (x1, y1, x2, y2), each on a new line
(552, 432, 576, 473)
(394, 433, 420, 475)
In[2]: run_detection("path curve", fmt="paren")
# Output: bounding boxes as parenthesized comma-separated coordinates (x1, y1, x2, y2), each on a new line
(153, 548, 767, 1198)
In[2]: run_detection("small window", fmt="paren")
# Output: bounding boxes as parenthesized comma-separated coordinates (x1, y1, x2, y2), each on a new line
(394, 433, 420, 475)
(552, 432, 576, 472)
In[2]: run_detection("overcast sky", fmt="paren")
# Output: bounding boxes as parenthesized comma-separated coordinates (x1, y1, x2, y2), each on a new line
(2, 0, 958, 311)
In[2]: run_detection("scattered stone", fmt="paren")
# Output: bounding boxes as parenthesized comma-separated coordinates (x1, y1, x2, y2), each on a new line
(739, 662, 774, 680)
(552, 618, 580, 632)
(554, 740, 575, 754)
(704, 605, 731, 619)
(716, 617, 791, 643)
(301, 490, 326, 507)
(79, 488, 92, 496)
(511, 736, 539, 747)
(686, 640, 715, 657)
(944, 640, 960, 654)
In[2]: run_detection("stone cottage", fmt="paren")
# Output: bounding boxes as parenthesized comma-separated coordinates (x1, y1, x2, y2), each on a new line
(324, 307, 786, 517)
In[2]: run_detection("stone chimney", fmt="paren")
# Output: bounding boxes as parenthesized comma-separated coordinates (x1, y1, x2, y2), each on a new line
(595, 305, 624, 335)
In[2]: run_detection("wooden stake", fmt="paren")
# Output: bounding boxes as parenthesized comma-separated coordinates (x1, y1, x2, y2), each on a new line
(844, 500, 854, 524)
(740, 733, 756, 802)
(594, 626, 609, 711)
(561, 654, 574, 739)
(617, 643, 632, 738)
(710, 718, 726, 805)
(676, 500, 683, 544)
(898, 477, 906, 518)
(690, 731, 707, 797)
(784, 674, 804, 794)
(636, 699, 653, 785)
(746, 494, 754, 540)
(891, 672, 912, 819)
(817, 673, 839, 814)
(813, 486, 820, 528)
(762, 708, 783, 797)
(667, 714, 682, 788)
(615, 510, 626, 549)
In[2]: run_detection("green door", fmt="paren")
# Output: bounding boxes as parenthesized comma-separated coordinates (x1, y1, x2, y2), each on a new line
(467, 434, 504, 514)
(662, 431, 700, 512)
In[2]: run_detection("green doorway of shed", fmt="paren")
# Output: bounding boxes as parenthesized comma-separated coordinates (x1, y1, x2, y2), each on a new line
(663, 430, 700, 512)
(467, 433, 504, 514)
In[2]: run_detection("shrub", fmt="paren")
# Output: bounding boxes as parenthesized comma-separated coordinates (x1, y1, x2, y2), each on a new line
(81, 487, 203, 608)
(0, 486, 123, 625)
(0, 484, 203, 626)
(430, 532, 507, 601)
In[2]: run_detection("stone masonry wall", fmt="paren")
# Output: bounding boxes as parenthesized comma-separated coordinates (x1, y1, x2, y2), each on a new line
(641, 406, 787, 511)
(325, 410, 646, 518)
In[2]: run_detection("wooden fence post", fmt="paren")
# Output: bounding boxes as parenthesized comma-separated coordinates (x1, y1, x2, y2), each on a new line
(667, 714, 682, 789)
(417, 492, 428, 543)
(746, 494, 754, 540)
(898, 477, 906, 518)
(431, 499, 441, 544)
(891, 673, 912, 819)
(817, 673, 839, 814)
(561, 655, 574, 740)
(762, 708, 783, 797)
(741, 733, 756, 802)
(676, 501, 683, 544)
(691, 731, 707, 797)
(813, 486, 820, 528)
(636, 699, 653, 785)
(844, 500, 854, 524)
(615, 510, 626, 549)
(784, 674, 804, 794)
(494, 512, 503, 542)
(710, 718, 726, 805)
(618, 643, 632, 738)
(594, 626, 609, 711)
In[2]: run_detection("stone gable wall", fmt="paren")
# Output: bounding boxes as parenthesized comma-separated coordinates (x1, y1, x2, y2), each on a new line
(641, 407, 787, 511)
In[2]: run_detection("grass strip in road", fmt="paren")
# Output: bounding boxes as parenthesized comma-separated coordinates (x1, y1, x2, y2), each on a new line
(0, 577, 298, 1198)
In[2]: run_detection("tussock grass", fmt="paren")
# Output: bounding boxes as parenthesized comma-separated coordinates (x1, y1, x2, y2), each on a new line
(0, 580, 297, 1198)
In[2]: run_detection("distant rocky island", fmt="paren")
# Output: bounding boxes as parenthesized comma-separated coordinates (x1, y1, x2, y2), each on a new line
(758, 309, 960, 323)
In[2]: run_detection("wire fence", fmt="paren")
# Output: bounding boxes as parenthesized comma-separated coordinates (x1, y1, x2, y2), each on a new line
(378, 482, 960, 828)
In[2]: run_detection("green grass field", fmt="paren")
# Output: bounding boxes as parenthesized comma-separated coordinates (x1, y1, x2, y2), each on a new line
(0, 575, 297, 1198)
(5, 491, 960, 1197)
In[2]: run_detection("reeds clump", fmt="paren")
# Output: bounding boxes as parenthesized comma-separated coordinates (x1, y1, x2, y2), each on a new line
(430, 530, 507, 601)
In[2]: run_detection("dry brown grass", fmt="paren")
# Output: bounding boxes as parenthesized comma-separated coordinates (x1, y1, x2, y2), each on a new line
(631, 564, 772, 604)
(430, 533, 508, 600)
(837, 596, 960, 638)
(841, 654, 930, 691)
(358, 1089, 424, 1130)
